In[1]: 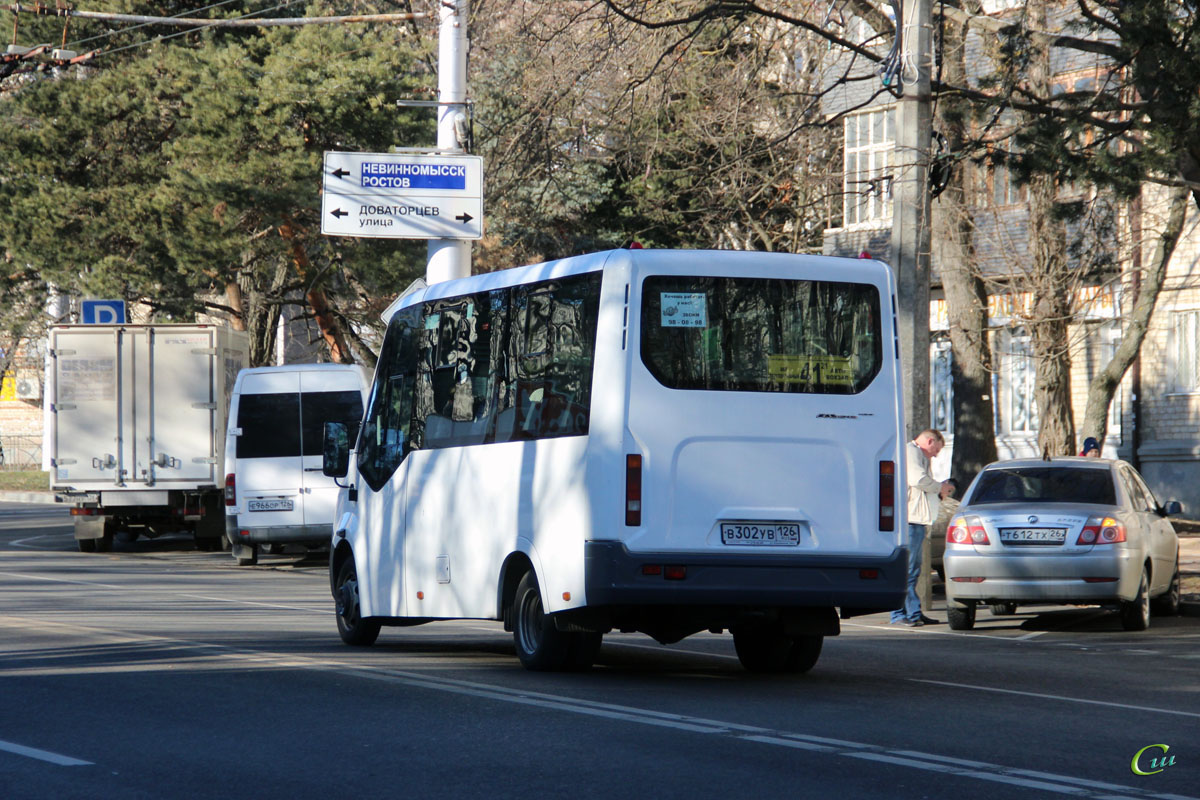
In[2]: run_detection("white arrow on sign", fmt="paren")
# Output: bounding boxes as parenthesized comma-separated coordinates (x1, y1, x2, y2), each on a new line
(320, 151, 484, 241)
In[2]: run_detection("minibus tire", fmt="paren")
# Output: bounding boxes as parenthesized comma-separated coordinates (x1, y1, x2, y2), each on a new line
(784, 635, 823, 673)
(733, 626, 820, 673)
(335, 558, 381, 646)
(565, 631, 602, 671)
(513, 572, 571, 671)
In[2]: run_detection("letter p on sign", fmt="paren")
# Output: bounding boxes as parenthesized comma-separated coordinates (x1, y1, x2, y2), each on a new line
(81, 299, 127, 325)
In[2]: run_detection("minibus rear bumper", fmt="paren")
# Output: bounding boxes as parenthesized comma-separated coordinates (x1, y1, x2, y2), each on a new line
(583, 540, 906, 614)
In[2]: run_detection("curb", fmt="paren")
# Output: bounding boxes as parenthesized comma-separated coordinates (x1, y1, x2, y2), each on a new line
(0, 491, 59, 505)
(1181, 599, 1200, 618)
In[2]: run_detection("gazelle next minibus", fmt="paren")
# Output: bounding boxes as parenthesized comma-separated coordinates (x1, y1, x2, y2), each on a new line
(322, 248, 907, 673)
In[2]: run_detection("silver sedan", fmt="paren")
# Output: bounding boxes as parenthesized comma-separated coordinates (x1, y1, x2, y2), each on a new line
(943, 458, 1182, 631)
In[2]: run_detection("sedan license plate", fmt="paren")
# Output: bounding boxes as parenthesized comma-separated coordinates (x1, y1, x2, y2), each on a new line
(998, 528, 1066, 544)
(720, 522, 801, 546)
(247, 498, 294, 512)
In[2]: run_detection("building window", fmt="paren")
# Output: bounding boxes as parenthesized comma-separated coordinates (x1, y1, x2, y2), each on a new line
(1168, 310, 1200, 393)
(990, 161, 1026, 206)
(843, 108, 894, 226)
(999, 329, 1038, 433)
(931, 337, 953, 432)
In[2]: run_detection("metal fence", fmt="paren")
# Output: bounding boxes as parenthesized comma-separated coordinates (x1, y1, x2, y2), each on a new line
(0, 434, 43, 469)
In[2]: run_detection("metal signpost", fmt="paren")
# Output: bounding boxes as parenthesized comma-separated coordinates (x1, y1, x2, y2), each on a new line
(320, 151, 483, 241)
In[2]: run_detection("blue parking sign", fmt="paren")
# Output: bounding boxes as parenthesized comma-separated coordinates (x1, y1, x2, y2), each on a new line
(81, 299, 126, 324)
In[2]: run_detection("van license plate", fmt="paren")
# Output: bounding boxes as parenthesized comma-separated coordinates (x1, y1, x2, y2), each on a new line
(248, 499, 294, 512)
(720, 523, 801, 546)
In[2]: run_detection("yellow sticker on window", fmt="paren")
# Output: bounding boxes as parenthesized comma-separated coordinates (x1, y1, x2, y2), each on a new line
(768, 355, 854, 386)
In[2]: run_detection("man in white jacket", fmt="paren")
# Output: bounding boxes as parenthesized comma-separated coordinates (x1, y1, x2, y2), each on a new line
(890, 429, 954, 626)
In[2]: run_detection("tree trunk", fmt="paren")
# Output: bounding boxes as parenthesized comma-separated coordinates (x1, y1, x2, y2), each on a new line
(278, 218, 353, 364)
(225, 281, 247, 332)
(934, 14, 998, 484)
(1081, 185, 1190, 441)
(1026, 0, 1075, 458)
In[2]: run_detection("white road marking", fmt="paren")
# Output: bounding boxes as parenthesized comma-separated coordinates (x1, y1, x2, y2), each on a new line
(0, 738, 91, 766)
(910, 678, 1200, 720)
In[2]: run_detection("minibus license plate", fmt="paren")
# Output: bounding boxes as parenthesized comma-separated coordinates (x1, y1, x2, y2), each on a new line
(248, 499, 294, 512)
(720, 523, 801, 546)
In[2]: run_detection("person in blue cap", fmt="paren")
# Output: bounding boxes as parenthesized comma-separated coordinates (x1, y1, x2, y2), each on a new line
(1079, 436, 1101, 457)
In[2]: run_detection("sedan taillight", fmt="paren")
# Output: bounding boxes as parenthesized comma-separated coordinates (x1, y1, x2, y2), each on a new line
(947, 515, 990, 545)
(1077, 516, 1125, 545)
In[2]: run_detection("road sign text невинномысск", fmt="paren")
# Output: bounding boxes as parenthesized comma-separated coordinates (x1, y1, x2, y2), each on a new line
(360, 162, 467, 190)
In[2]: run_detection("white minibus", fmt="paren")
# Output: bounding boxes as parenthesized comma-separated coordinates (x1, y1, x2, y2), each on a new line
(322, 248, 907, 672)
(224, 363, 370, 565)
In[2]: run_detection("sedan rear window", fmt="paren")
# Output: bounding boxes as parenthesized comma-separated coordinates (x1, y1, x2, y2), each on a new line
(968, 467, 1116, 505)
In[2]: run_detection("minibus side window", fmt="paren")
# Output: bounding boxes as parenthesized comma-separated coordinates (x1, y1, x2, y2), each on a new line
(507, 272, 601, 441)
(413, 290, 497, 449)
(357, 306, 420, 491)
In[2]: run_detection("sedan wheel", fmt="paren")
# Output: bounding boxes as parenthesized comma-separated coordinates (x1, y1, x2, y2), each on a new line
(1119, 566, 1151, 632)
(1150, 560, 1181, 617)
(947, 602, 976, 631)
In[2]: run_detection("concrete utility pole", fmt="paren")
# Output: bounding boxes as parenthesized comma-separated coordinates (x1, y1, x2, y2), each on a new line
(891, 0, 933, 440)
(426, 0, 471, 285)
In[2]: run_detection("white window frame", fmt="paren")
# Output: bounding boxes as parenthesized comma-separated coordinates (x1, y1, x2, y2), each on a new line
(998, 329, 1038, 434)
(1167, 309, 1200, 394)
(930, 337, 953, 432)
(843, 108, 894, 227)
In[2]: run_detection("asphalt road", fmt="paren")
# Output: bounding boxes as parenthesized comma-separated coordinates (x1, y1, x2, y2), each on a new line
(1, 502, 1198, 800)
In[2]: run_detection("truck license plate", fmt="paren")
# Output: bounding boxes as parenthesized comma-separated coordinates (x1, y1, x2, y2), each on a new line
(248, 498, 294, 512)
(720, 522, 801, 546)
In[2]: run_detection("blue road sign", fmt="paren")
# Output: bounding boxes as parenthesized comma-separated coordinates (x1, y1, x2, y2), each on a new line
(81, 299, 126, 324)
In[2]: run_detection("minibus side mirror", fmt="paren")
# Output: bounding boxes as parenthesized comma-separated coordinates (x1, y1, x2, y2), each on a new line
(323, 422, 350, 479)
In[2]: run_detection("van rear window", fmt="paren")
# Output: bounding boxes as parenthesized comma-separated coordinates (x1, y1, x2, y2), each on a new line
(640, 276, 882, 394)
(301, 391, 364, 456)
(236, 391, 363, 459)
(237, 394, 301, 458)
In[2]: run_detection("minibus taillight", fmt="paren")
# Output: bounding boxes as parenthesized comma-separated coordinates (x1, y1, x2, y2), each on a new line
(879, 461, 895, 531)
(224, 473, 236, 507)
(625, 454, 642, 526)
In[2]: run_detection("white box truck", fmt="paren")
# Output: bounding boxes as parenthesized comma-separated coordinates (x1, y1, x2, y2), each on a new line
(46, 324, 250, 552)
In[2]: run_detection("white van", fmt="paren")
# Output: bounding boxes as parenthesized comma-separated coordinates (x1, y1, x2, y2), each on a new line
(323, 248, 907, 673)
(224, 363, 370, 565)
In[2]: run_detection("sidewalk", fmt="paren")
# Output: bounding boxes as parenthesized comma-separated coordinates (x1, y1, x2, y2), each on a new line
(0, 490, 58, 505)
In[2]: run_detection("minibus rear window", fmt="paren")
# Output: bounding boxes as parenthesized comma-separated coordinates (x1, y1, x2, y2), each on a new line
(640, 276, 882, 394)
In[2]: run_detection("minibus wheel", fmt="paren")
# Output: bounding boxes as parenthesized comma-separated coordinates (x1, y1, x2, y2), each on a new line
(512, 572, 573, 671)
(335, 558, 381, 646)
(732, 626, 822, 673)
